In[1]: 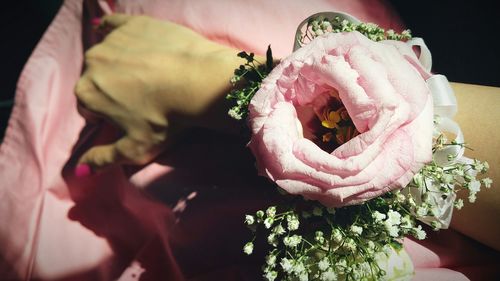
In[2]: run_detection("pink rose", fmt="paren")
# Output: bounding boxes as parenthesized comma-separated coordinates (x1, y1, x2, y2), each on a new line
(248, 31, 433, 207)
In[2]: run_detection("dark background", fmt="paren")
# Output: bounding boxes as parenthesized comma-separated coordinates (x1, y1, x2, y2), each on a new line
(0, 1, 499, 140)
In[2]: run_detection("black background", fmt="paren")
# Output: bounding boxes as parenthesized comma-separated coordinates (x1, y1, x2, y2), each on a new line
(0, 1, 499, 139)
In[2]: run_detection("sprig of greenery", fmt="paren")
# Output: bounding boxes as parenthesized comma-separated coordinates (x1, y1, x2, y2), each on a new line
(405, 116, 492, 224)
(298, 16, 412, 48)
(226, 17, 411, 122)
(244, 192, 420, 281)
(226, 46, 274, 120)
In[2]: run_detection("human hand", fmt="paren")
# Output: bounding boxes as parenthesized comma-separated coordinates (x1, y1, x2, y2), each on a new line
(75, 14, 243, 172)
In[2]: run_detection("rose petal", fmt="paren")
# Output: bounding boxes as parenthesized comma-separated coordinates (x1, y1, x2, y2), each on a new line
(248, 31, 433, 207)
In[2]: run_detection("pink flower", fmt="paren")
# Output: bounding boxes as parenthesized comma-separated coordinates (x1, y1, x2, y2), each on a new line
(248, 31, 433, 207)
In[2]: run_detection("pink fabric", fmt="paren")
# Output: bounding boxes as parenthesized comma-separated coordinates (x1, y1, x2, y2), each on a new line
(0, 0, 498, 280)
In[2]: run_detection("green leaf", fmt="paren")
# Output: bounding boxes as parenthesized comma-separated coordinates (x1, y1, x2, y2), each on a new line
(266, 45, 273, 71)
(237, 51, 248, 59)
(390, 241, 403, 250)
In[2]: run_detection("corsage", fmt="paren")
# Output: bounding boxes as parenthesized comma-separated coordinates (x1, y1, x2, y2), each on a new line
(226, 12, 492, 281)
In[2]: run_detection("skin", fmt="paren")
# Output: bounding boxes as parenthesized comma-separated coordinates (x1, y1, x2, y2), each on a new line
(76, 14, 500, 251)
(449, 83, 500, 251)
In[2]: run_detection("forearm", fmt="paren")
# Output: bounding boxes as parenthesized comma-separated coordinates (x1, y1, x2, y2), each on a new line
(449, 82, 500, 251)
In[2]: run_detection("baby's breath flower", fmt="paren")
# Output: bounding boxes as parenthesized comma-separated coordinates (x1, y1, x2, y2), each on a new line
(395, 192, 406, 203)
(302, 210, 312, 218)
(256, 210, 265, 219)
(384, 221, 400, 237)
(334, 259, 349, 274)
(315, 231, 325, 244)
(331, 228, 343, 244)
(386, 210, 402, 225)
(313, 28, 323, 36)
(227, 108, 242, 120)
(469, 180, 481, 193)
(286, 214, 300, 231)
(272, 224, 286, 235)
(293, 261, 307, 275)
(351, 268, 362, 280)
(266, 206, 277, 217)
(401, 29, 412, 39)
(407, 196, 417, 208)
(482, 177, 492, 188)
(342, 238, 357, 252)
(266, 254, 277, 267)
(267, 233, 278, 246)
(313, 207, 323, 216)
(473, 159, 484, 172)
(243, 242, 254, 255)
(382, 244, 394, 256)
(359, 262, 372, 276)
(372, 211, 386, 222)
(280, 258, 294, 273)
(350, 225, 363, 236)
(326, 207, 336, 214)
(400, 215, 412, 228)
(245, 215, 255, 225)
(367, 241, 376, 251)
(320, 21, 332, 30)
(283, 235, 302, 248)
(386, 29, 395, 36)
(454, 198, 464, 210)
(229, 75, 240, 84)
(264, 270, 278, 281)
(335, 259, 347, 268)
(318, 258, 330, 271)
(482, 161, 490, 172)
(264, 217, 274, 229)
(468, 193, 477, 203)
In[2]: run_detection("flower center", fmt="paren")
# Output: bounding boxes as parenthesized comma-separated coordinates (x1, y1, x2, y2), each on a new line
(319, 104, 358, 146)
(296, 90, 359, 153)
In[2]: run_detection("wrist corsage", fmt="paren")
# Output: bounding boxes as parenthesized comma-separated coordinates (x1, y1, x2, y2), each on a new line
(226, 12, 492, 281)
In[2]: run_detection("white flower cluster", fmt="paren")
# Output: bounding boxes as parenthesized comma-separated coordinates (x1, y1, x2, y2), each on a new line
(243, 154, 492, 281)
(299, 16, 412, 47)
(399, 116, 492, 230)
(244, 202, 421, 281)
(370, 202, 426, 240)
